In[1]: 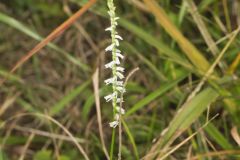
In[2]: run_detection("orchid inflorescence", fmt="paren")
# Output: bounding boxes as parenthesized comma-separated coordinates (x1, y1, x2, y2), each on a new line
(104, 0, 125, 128)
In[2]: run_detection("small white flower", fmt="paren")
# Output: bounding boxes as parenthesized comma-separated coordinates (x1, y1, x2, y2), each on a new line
(116, 49, 121, 53)
(116, 98, 123, 103)
(116, 72, 124, 79)
(114, 57, 120, 65)
(104, 77, 115, 85)
(116, 86, 126, 93)
(116, 66, 124, 72)
(116, 81, 123, 86)
(109, 121, 119, 128)
(116, 52, 124, 59)
(116, 107, 125, 114)
(104, 92, 116, 102)
(105, 26, 112, 31)
(115, 35, 123, 40)
(105, 61, 115, 69)
(115, 39, 119, 46)
(115, 17, 120, 20)
(115, 113, 120, 121)
(105, 44, 114, 51)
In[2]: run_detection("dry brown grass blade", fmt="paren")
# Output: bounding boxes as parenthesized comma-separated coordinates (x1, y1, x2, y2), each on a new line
(63, 2, 100, 55)
(190, 150, 240, 160)
(12, 125, 85, 143)
(92, 68, 110, 160)
(1, 113, 90, 160)
(231, 126, 240, 146)
(186, 27, 240, 102)
(141, 115, 218, 160)
(186, 0, 219, 56)
(186, 0, 225, 70)
(0, 0, 96, 86)
(156, 115, 218, 160)
(19, 133, 35, 160)
(143, 0, 210, 73)
(0, 93, 19, 117)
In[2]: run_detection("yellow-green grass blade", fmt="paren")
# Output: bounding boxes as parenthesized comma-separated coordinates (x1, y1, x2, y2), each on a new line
(126, 73, 188, 116)
(204, 121, 233, 149)
(143, 0, 211, 73)
(150, 87, 219, 156)
(0, 12, 90, 72)
(118, 18, 193, 71)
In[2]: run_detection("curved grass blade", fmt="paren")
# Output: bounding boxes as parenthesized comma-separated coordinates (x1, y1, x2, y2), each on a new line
(126, 73, 188, 116)
(146, 87, 219, 159)
(143, 0, 211, 73)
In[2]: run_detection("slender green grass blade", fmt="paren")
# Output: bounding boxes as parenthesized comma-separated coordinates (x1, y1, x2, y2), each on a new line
(122, 120, 139, 160)
(0, 68, 23, 83)
(159, 87, 219, 149)
(50, 80, 91, 115)
(126, 73, 188, 116)
(204, 121, 233, 149)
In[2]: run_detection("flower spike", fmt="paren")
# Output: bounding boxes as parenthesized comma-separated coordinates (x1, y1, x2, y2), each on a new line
(105, 0, 126, 128)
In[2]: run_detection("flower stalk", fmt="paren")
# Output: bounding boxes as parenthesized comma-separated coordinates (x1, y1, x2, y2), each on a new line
(104, 0, 125, 128)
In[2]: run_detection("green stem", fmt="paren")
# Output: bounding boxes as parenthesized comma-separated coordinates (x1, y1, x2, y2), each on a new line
(110, 128, 116, 160)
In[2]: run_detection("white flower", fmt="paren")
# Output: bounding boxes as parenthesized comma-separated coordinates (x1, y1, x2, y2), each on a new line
(105, 44, 114, 51)
(116, 81, 123, 86)
(116, 107, 125, 114)
(116, 72, 124, 79)
(105, 26, 112, 31)
(115, 39, 119, 46)
(116, 66, 124, 72)
(116, 49, 121, 53)
(109, 121, 119, 128)
(115, 114, 120, 121)
(114, 57, 120, 65)
(116, 98, 123, 103)
(115, 35, 123, 40)
(116, 86, 126, 93)
(116, 53, 124, 59)
(104, 77, 115, 85)
(105, 61, 115, 69)
(104, 92, 116, 102)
